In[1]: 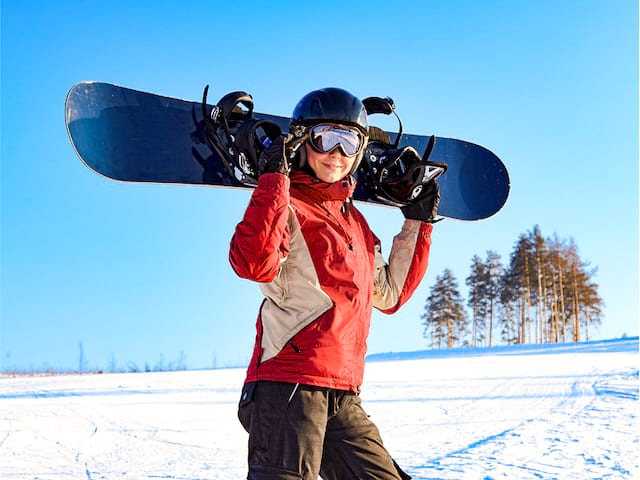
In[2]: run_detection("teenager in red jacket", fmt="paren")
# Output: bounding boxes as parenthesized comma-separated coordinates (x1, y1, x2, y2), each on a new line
(229, 87, 439, 480)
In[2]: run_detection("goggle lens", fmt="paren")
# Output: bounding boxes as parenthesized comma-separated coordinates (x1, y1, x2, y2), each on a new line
(310, 124, 362, 157)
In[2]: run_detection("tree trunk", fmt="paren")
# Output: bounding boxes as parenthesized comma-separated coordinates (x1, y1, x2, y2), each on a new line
(527, 287, 532, 343)
(558, 255, 566, 343)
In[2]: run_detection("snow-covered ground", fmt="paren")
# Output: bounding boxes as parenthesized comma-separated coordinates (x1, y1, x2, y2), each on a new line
(1, 338, 637, 479)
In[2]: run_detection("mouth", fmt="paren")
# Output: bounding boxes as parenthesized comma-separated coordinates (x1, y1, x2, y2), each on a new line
(322, 162, 344, 170)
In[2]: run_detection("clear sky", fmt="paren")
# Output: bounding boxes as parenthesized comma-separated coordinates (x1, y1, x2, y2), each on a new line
(1, 0, 638, 372)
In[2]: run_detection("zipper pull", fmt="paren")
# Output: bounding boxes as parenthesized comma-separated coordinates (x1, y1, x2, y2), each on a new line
(341, 197, 351, 217)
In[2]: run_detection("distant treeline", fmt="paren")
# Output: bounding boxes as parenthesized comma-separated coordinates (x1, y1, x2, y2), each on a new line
(1, 348, 190, 376)
(423, 225, 603, 349)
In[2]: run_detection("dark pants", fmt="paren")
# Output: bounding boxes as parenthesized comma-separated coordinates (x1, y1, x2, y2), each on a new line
(238, 381, 411, 480)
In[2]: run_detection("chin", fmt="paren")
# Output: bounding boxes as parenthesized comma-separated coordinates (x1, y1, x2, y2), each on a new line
(321, 175, 343, 183)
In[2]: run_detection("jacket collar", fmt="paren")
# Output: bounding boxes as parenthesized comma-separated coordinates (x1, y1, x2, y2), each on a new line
(290, 170, 356, 203)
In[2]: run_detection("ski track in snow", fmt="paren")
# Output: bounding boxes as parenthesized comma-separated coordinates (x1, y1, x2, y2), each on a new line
(0, 339, 637, 479)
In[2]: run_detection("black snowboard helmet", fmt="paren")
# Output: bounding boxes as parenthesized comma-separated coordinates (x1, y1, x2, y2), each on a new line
(289, 87, 369, 175)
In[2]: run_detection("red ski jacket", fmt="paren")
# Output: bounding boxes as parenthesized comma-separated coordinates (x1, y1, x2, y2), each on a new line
(229, 171, 433, 392)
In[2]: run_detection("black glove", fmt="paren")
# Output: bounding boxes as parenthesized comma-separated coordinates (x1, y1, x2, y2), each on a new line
(258, 135, 290, 176)
(400, 181, 441, 223)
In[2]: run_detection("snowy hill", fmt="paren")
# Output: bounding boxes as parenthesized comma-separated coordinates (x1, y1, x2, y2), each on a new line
(366, 337, 640, 361)
(1, 338, 637, 479)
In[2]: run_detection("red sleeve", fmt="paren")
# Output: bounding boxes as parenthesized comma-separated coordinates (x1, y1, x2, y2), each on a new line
(229, 173, 291, 282)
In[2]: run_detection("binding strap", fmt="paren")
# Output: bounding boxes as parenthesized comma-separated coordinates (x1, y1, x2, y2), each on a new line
(202, 85, 281, 185)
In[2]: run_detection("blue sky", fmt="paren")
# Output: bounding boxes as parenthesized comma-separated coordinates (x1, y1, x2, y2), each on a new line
(1, 0, 638, 371)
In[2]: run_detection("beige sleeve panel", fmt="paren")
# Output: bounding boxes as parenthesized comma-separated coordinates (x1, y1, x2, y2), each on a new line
(372, 219, 422, 310)
(258, 206, 333, 363)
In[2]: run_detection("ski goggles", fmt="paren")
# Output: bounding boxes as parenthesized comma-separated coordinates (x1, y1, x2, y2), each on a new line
(309, 124, 364, 157)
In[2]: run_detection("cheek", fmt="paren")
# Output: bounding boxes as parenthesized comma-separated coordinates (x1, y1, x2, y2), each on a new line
(305, 147, 320, 170)
(305, 145, 331, 172)
(344, 156, 356, 171)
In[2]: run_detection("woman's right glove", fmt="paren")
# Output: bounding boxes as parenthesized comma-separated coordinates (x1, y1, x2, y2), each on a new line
(400, 181, 441, 223)
(258, 136, 290, 176)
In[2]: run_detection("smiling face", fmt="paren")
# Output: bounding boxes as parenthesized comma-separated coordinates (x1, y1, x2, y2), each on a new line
(304, 142, 356, 184)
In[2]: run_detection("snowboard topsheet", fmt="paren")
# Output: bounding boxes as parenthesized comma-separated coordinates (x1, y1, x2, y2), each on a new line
(65, 82, 509, 221)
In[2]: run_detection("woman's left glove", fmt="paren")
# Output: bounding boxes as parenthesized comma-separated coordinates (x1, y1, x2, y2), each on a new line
(400, 181, 441, 223)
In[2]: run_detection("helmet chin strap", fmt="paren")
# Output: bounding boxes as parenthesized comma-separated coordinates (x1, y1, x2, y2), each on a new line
(286, 130, 310, 170)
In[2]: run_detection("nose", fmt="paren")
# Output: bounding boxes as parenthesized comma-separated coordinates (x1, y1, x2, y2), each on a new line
(329, 145, 346, 157)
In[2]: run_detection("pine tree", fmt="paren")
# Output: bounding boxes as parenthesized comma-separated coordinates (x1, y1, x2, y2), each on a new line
(548, 233, 569, 343)
(423, 269, 468, 348)
(499, 227, 604, 345)
(466, 255, 487, 347)
(484, 250, 503, 347)
(466, 251, 503, 347)
(529, 226, 548, 343)
(565, 239, 604, 341)
(502, 234, 535, 344)
(422, 225, 604, 349)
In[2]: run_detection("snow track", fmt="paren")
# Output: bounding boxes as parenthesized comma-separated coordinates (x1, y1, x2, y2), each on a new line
(0, 340, 637, 479)
(363, 348, 638, 479)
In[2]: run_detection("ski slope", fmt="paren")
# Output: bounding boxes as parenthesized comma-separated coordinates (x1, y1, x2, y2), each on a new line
(1, 338, 637, 479)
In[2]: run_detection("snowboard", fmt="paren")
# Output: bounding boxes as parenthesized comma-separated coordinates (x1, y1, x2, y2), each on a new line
(65, 82, 510, 221)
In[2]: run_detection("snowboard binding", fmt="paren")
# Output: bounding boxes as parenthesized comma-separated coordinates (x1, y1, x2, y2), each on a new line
(362, 96, 447, 206)
(201, 86, 282, 186)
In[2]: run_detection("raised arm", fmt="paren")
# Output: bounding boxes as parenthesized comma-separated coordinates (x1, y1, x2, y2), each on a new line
(373, 220, 433, 314)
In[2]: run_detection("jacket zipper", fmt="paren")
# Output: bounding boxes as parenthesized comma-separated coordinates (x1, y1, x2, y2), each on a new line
(318, 203, 354, 251)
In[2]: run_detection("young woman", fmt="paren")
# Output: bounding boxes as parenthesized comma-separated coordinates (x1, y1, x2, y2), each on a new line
(229, 87, 439, 480)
